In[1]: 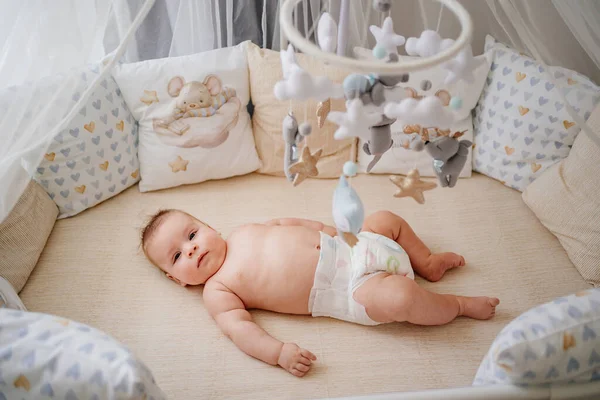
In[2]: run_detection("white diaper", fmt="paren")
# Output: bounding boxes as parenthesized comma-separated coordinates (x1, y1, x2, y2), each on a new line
(308, 231, 414, 326)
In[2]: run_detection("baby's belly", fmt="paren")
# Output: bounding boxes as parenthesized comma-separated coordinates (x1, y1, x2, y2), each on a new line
(238, 227, 322, 314)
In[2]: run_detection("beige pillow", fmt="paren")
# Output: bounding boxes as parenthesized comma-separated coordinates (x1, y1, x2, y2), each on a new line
(247, 42, 357, 178)
(522, 105, 600, 286)
(0, 179, 58, 292)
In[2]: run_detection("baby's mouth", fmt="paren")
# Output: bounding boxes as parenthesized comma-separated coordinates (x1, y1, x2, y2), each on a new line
(197, 252, 208, 268)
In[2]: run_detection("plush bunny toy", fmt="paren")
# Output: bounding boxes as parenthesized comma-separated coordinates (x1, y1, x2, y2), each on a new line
(424, 136, 472, 188)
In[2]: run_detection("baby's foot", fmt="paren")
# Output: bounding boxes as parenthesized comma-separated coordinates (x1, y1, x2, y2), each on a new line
(422, 252, 465, 282)
(458, 296, 499, 320)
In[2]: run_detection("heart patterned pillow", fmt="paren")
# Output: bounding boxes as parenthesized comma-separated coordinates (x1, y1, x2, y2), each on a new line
(472, 35, 600, 191)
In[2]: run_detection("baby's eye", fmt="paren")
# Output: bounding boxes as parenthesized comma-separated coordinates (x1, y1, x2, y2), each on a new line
(173, 251, 181, 263)
(183, 101, 187, 104)
(189, 231, 196, 240)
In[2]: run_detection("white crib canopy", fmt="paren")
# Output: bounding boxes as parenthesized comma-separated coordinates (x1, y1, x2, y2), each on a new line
(1, 0, 599, 222)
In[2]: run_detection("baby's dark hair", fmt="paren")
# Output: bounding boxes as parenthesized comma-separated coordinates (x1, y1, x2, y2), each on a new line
(140, 209, 177, 255)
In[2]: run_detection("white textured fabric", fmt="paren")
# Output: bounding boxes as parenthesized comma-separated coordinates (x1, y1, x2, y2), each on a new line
(353, 47, 490, 177)
(0, 277, 27, 311)
(19, 172, 590, 399)
(522, 104, 600, 286)
(112, 41, 260, 192)
(473, 35, 600, 192)
(309, 231, 413, 326)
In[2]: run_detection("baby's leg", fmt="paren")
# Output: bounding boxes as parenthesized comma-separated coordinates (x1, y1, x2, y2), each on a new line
(362, 211, 464, 282)
(354, 274, 499, 325)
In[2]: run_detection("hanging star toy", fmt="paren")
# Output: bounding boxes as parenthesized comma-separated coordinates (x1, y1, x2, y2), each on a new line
(389, 169, 437, 204)
(442, 44, 485, 85)
(327, 99, 381, 141)
(289, 146, 323, 186)
(369, 17, 405, 55)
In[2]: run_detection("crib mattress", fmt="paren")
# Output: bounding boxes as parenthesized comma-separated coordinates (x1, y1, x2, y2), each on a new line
(20, 172, 589, 399)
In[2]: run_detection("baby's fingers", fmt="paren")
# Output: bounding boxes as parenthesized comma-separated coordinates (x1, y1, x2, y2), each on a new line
(295, 363, 310, 373)
(298, 356, 312, 366)
(290, 368, 306, 377)
(301, 349, 317, 361)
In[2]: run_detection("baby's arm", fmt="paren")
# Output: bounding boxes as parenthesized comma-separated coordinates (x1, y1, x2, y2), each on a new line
(203, 282, 317, 377)
(265, 218, 337, 237)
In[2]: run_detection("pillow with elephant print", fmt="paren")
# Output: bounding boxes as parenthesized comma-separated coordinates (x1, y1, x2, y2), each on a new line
(112, 40, 261, 192)
(472, 35, 600, 192)
(353, 47, 491, 177)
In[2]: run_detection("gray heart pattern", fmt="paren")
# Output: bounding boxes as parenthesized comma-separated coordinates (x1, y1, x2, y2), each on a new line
(33, 64, 139, 218)
(473, 284, 600, 387)
(473, 37, 600, 192)
(0, 309, 165, 399)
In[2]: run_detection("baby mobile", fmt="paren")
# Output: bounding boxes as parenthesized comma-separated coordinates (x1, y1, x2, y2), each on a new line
(275, 0, 478, 246)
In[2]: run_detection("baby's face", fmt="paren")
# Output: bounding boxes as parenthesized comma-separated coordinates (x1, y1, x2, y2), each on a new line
(145, 212, 226, 286)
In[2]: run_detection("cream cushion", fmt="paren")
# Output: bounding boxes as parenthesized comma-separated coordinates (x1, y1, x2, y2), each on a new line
(112, 41, 261, 192)
(247, 42, 357, 178)
(19, 172, 589, 399)
(523, 105, 600, 286)
(0, 179, 58, 292)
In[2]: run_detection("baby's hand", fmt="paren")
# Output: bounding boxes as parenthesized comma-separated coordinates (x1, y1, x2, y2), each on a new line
(277, 343, 317, 377)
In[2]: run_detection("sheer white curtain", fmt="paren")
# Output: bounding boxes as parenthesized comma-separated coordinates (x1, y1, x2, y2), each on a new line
(0, 0, 152, 222)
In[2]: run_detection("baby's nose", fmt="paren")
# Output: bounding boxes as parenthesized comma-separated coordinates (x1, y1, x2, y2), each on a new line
(187, 244, 198, 257)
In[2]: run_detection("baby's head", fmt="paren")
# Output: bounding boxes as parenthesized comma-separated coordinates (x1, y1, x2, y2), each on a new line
(140, 209, 226, 286)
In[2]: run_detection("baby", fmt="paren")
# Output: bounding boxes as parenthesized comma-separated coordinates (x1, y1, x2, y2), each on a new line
(141, 209, 499, 377)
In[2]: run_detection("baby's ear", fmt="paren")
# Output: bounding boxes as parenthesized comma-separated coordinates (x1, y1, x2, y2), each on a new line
(203, 75, 222, 95)
(168, 76, 186, 97)
(166, 273, 187, 287)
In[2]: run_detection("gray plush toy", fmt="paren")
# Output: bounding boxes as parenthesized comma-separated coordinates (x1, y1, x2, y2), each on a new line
(363, 115, 395, 172)
(424, 136, 473, 188)
(282, 113, 307, 182)
(342, 53, 411, 171)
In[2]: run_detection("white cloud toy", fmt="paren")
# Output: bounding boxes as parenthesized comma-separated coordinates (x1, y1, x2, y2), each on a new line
(280, 44, 297, 79)
(274, 65, 344, 101)
(405, 30, 453, 58)
(327, 99, 381, 141)
(384, 96, 454, 129)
